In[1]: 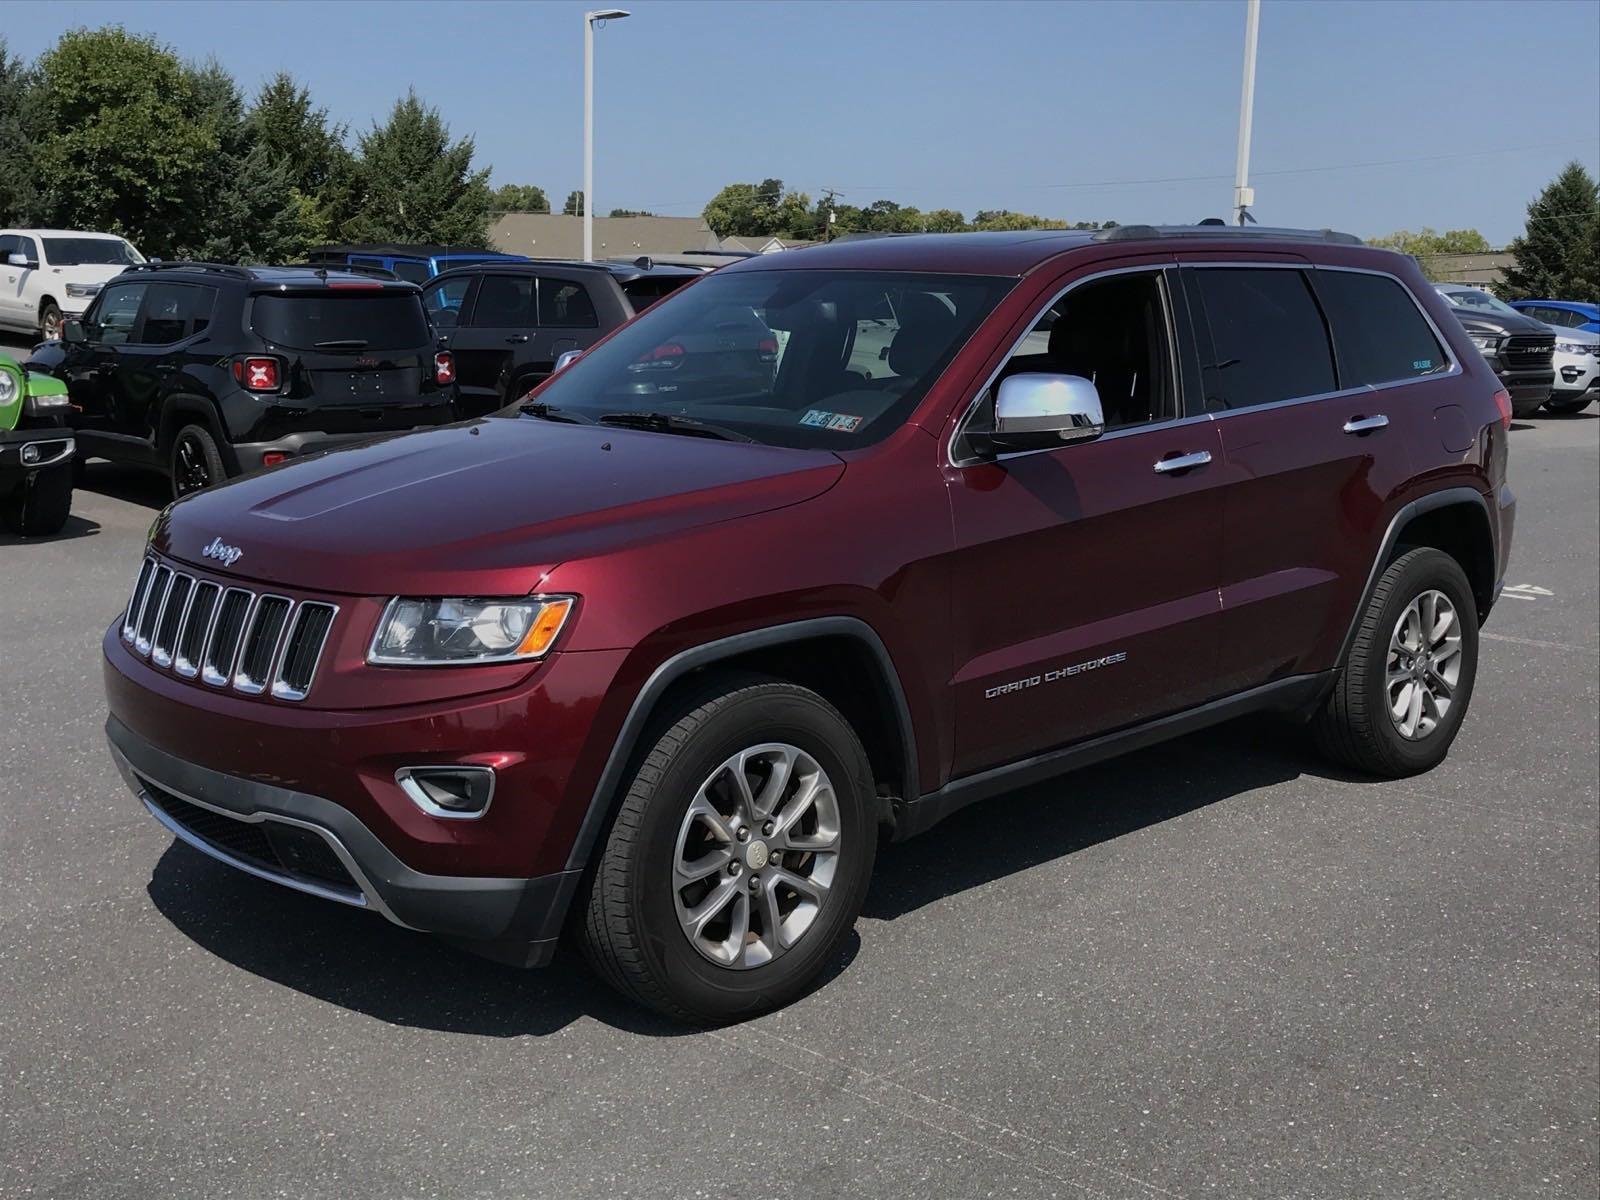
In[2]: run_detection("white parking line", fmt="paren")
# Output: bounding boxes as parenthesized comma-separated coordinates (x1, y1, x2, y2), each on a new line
(1482, 631, 1598, 654)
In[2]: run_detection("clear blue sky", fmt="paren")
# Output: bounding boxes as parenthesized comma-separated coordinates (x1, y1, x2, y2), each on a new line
(6, 0, 1598, 245)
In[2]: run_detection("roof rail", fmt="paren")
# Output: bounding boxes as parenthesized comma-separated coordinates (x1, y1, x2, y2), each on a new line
(123, 260, 256, 278)
(1093, 224, 1363, 246)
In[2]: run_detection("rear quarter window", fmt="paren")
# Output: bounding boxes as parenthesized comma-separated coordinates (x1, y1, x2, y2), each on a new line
(1313, 270, 1449, 385)
(250, 292, 432, 350)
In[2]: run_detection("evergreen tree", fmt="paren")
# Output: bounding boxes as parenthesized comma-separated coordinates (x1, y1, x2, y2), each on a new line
(1501, 162, 1600, 299)
(341, 92, 492, 247)
(563, 190, 585, 216)
(0, 38, 40, 225)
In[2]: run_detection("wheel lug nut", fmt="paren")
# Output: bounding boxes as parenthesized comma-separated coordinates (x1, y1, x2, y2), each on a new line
(748, 874, 761, 891)
(762, 822, 774, 836)
(736, 826, 750, 842)
(728, 862, 741, 876)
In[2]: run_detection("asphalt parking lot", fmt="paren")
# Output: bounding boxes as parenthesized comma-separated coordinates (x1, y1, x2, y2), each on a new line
(2, 332, 1596, 1196)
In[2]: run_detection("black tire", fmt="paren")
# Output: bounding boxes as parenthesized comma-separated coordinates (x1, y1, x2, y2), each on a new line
(2, 461, 72, 536)
(580, 676, 877, 1024)
(170, 422, 227, 499)
(38, 300, 62, 343)
(1544, 393, 1594, 415)
(1313, 547, 1479, 777)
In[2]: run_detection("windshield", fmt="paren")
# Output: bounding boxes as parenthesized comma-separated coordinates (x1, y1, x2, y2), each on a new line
(524, 269, 1011, 449)
(250, 292, 432, 351)
(1440, 288, 1520, 318)
(42, 237, 143, 266)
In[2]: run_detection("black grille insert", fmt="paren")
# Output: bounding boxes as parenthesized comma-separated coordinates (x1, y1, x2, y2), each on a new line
(236, 596, 292, 692)
(275, 603, 337, 699)
(152, 574, 193, 667)
(135, 566, 172, 653)
(123, 558, 155, 640)
(203, 589, 252, 686)
(140, 777, 361, 896)
(175, 582, 219, 676)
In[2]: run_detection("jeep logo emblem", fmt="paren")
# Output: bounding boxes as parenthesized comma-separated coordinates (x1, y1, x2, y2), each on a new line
(202, 537, 244, 567)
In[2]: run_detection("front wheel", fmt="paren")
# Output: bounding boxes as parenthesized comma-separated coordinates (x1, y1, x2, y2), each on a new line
(1, 461, 73, 536)
(580, 677, 877, 1023)
(1313, 547, 1479, 776)
(38, 301, 62, 343)
(170, 423, 227, 499)
(1544, 393, 1594, 415)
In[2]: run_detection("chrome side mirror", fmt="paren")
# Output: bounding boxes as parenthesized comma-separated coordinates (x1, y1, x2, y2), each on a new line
(553, 348, 584, 373)
(983, 373, 1103, 454)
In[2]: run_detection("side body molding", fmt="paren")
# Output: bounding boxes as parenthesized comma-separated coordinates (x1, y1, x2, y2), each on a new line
(563, 616, 919, 872)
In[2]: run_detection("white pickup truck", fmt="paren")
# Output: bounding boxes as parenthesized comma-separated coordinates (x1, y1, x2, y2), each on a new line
(0, 228, 145, 341)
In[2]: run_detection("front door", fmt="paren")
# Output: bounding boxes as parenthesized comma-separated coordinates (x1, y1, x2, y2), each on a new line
(945, 264, 1230, 778)
(61, 279, 148, 440)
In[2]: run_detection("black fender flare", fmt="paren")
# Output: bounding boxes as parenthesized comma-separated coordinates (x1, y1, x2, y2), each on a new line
(562, 616, 919, 873)
(1337, 485, 1495, 665)
(159, 394, 238, 475)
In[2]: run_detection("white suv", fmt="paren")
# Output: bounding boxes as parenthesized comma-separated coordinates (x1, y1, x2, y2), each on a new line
(0, 229, 145, 341)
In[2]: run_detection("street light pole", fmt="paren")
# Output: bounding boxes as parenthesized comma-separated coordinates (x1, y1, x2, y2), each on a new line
(1233, 0, 1260, 226)
(583, 9, 630, 262)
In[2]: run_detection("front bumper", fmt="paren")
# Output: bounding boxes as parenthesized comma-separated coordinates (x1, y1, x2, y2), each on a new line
(1487, 362, 1555, 416)
(109, 716, 579, 962)
(0, 425, 74, 478)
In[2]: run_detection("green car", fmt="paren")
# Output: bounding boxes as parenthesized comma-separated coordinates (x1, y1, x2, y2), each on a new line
(0, 353, 74, 536)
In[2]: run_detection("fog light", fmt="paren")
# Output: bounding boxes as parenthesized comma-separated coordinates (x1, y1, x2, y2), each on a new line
(20, 443, 40, 465)
(395, 766, 496, 819)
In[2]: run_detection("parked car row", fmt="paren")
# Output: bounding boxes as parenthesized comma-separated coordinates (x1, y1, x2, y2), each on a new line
(1435, 285, 1598, 416)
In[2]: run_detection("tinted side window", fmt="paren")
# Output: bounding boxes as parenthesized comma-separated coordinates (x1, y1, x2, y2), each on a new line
(390, 260, 431, 285)
(1312, 270, 1448, 386)
(469, 275, 535, 327)
(91, 283, 148, 346)
(1190, 268, 1335, 410)
(16, 236, 38, 263)
(538, 278, 598, 328)
(0, 235, 15, 258)
(135, 283, 216, 345)
(423, 277, 472, 328)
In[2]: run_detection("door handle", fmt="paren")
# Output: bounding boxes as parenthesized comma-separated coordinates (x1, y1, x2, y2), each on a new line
(1342, 414, 1389, 434)
(505, 334, 529, 344)
(1153, 450, 1213, 474)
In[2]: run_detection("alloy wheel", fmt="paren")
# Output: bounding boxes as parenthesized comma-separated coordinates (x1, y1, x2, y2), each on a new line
(1386, 589, 1462, 740)
(672, 743, 841, 970)
(174, 433, 213, 496)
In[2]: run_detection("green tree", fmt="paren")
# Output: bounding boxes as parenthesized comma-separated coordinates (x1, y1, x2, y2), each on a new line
(0, 38, 40, 225)
(341, 92, 492, 247)
(1367, 227, 1495, 282)
(563, 189, 584, 216)
(493, 183, 550, 213)
(1501, 162, 1600, 299)
(31, 27, 218, 256)
(972, 209, 1068, 231)
(703, 179, 812, 238)
(922, 208, 967, 233)
(607, 208, 655, 218)
(1568, 207, 1600, 300)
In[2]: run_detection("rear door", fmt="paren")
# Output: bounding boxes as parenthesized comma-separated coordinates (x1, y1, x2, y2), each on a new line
(443, 272, 537, 406)
(1182, 260, 1432, 692)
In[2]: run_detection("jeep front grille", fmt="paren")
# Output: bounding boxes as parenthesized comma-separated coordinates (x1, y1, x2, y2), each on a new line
(121, 556, 339, 702)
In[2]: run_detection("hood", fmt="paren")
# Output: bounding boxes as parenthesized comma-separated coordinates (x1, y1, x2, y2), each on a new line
(1444, 306, 1551, 336)
(1550, 326, 1598, 346)
(151, 417, 844, 595)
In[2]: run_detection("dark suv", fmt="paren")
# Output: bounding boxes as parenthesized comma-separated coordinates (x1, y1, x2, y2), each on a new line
(103, 227, 1515, 1023)
(30, 263, 460, 497)
(1434, 285, 1555, 417)
(421, 259, 700, 411)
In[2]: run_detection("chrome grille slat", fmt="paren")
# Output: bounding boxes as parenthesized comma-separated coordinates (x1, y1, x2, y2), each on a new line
(272, 602, 339, 701)
(233, 595, 293, 695)
(174, 582, 220, 678)
(202, 589, 255, 687)
(121, 556, 335, 702)
(122, 558, 156, 643)
(151, 574, 193, 668)
(134, 567, 173, 657)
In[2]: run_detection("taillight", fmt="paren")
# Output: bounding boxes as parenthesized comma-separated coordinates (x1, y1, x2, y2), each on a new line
(261, 451, 288, 467)
(1492, 388, 1512, 429)
(435, 351, 456, 385)
(233, 356, 280, 392)
(630, 342, 685, 372)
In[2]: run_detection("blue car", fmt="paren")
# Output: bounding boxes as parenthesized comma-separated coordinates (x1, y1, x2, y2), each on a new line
(1508, 299, 1600, 334)
(306, 243, 531, 285)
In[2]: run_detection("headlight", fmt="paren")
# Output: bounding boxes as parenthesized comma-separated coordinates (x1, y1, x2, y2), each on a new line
(0, 368, 17, 406)
(1554, 341, 1587, 355)
(1467, 332, 1500, 353)
(368, 596, 575, 665)
(64, 282, 101, 299)
(24, 390, 71, 414)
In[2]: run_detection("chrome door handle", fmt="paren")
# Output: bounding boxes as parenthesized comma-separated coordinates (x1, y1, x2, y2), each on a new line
(1342, 414, 1389, 434)
(1153, 450, 1213, 474)
(505, 334, 529, 344)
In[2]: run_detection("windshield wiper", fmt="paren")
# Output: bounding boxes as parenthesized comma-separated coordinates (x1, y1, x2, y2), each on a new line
(519, 401, 595, 425)
(314, 338, 369, 349)
(598, 412, 755, 443)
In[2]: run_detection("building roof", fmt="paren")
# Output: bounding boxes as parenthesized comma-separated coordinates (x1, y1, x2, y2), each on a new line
(489, 214, 721, 260)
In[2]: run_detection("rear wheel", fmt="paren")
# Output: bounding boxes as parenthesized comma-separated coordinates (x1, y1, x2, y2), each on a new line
(580, 677, 877, 1023)
(1313, 547, 1479, 776)
(170, 423, 226, 498)
(1, 461, 72, 536)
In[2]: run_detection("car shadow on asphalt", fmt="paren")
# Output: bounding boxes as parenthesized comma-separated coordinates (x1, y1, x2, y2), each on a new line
(78, 461, 170, 509)
(0, 513, 101, 545)
(143, 716, 1360, 1039)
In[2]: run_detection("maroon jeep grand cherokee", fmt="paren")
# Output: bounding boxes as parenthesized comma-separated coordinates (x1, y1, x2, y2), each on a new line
(106, 227, 1515, 1022)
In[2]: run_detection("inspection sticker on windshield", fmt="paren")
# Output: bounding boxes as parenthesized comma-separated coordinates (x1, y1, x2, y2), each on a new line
(800, 409, 862, 432)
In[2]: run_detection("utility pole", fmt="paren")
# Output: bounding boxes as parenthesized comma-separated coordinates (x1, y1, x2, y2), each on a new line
(1233, 0, 1261, 226)
(819, 188, 840, 242)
